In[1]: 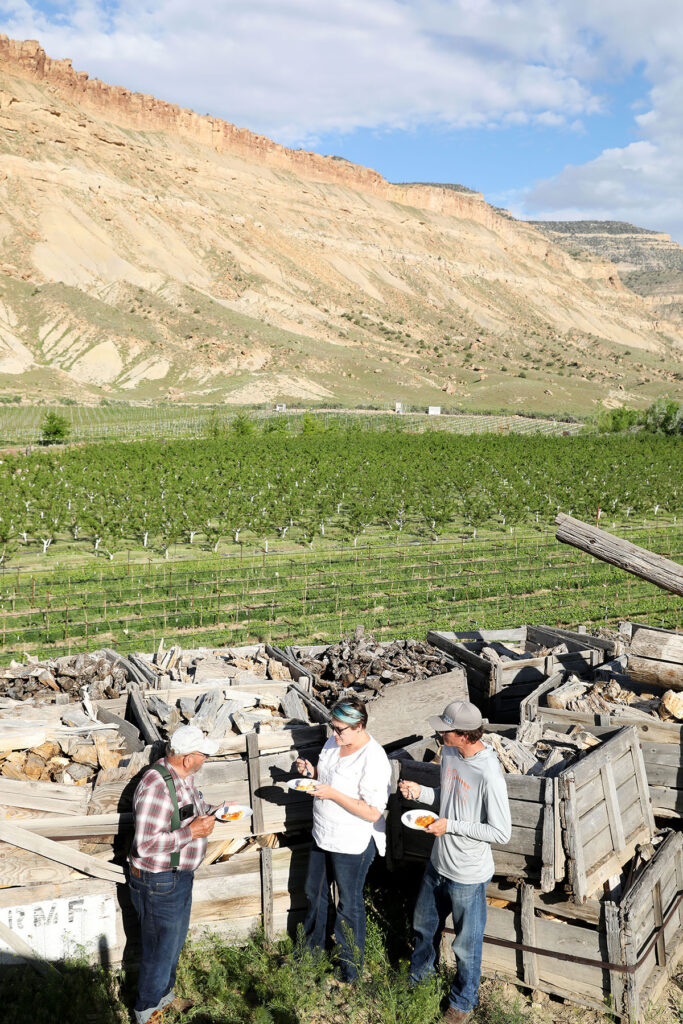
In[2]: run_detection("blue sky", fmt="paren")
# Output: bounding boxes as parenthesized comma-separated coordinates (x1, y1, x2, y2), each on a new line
(2, 1, 683, 240)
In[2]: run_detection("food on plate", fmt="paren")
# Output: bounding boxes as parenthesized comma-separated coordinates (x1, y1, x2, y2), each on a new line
(296, 780, 318, 792)
(415, 814, 436, 828)
(218, 808, 244, 821)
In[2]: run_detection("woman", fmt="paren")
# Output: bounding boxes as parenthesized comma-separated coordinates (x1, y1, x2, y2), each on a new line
(295, 695, 392, 982)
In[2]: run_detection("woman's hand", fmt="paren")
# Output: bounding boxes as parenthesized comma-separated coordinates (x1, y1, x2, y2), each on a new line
(294, 758, 316, 779)
(399, 779, 420, 801)
(312, 783, 336, 800)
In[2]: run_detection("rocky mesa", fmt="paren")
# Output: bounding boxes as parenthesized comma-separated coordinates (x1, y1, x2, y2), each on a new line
(0, 35, 681, 413)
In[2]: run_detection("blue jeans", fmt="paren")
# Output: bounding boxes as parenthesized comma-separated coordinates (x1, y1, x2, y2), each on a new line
(303, 839, 375, 981)
(410, 861, 489, 1013)
(129, 868, 194, 1023)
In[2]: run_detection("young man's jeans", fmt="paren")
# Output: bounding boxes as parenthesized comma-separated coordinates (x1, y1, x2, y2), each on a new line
(303, 839, 375, 981)
(129, 867, 194, 1023)
(410, 861, 489, 1013)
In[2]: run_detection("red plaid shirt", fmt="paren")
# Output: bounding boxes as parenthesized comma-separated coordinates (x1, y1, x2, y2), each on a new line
(130, 758, 211, 872)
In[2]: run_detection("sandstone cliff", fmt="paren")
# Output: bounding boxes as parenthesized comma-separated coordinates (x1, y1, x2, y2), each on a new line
(0, 35, 681, 412)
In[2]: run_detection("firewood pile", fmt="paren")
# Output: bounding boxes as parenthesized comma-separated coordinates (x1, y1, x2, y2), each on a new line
(0, 643, 293, 707)
(291, 625, 456, 706)
(0, 651, 133, 703)
(142, 684, 309, 741)
(0, 726, 125, 784)
(133, 644, 293, 689)
(483, 723, 601, 777)
(477, 639, 569, 665)
(546, 673, 683, 722)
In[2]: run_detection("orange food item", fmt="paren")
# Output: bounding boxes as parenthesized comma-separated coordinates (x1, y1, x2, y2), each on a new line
(415, 814, 436, 828)
(220, 810, 242, 821)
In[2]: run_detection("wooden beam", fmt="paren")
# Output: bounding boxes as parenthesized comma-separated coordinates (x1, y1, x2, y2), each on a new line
(555, 513, 683, 596)
(0, 821, 124, 884)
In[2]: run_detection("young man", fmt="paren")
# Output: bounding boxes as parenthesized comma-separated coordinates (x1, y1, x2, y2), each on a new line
(129, 725, 219, 1024)
(399, 701, 511, 1024)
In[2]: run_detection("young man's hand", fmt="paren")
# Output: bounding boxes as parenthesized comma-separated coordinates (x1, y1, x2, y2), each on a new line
(425, 817, 448, 836)
(398, 780, 420, 800)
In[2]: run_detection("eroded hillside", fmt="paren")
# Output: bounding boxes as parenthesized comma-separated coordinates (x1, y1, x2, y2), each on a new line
(0, 35, 682, 413)
(528, 220, 683, 328)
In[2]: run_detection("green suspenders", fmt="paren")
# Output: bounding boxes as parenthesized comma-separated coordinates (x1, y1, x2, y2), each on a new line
(152, 763, 181, 869)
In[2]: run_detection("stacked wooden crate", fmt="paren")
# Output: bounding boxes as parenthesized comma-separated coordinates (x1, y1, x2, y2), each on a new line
(427, 626, 607, 722)
(0, 643, 327, 968)
(388, 718, 683, 1017)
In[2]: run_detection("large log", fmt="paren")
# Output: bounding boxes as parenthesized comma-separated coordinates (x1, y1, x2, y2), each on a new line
(554, 513, 683, 596)
(629, 628, 683, 664)
(627, 655, 683, 692)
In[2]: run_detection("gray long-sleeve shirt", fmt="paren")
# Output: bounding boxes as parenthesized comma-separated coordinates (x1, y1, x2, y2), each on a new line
(419, 742, 511, 884)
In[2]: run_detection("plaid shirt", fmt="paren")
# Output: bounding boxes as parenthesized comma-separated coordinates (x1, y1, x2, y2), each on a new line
(130, 758, 211, 872)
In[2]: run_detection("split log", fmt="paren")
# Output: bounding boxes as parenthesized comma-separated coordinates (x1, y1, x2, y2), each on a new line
(660, 690, 683, 720)
(555, 513, 683, 596)
(546, 679, 588, 710)
(629, 628, 683, 664)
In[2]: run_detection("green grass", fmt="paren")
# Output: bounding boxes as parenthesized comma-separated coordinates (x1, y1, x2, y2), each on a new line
(0, 921, 539, 1024)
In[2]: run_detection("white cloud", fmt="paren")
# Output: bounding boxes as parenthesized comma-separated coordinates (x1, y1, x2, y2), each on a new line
(0, 0, 600, 140)
(1, 1, 683, 238)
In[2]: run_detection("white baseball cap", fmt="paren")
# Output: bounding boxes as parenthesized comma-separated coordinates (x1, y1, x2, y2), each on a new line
(169, 725, 219, 756)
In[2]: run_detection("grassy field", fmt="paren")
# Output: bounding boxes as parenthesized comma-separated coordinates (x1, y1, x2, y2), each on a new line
(1, 520, 680, 659)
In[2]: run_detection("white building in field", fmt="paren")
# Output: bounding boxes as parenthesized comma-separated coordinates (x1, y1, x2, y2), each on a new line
(428, 406, 441, 416)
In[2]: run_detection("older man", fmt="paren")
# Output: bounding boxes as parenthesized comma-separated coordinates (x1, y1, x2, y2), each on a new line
(399, 700, 511, 1024)
(129, 725, 219, 1024)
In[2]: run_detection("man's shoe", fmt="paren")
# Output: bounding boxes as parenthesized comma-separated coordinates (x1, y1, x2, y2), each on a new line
(441, 1008, 471, 1024)
(170, 997, 194, 1014)
(144, 1011, 165, 1024)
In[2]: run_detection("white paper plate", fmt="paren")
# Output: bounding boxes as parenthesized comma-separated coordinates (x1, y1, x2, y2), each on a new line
(287, 778, 320, 795)
(214, 804, 253, 822)
(401, 809, 438, 831)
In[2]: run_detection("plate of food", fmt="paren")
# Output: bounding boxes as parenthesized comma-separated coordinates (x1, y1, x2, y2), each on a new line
(215, 804, 253, 822)
(401, 810, 438, 831)
(287, 777, 320, 795)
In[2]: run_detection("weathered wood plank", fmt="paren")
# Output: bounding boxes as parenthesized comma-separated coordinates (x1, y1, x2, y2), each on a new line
(520, 884, 538, 988)
(0, 821, 124, 884)
(555, 513, 683, 596)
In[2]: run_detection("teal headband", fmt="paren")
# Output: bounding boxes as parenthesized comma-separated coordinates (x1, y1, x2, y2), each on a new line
(331, 702, 364, 724)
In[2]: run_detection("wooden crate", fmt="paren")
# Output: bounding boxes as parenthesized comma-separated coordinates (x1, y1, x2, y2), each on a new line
(440, 830, 683, 1019)
(388, 726, 653, 903)
(0, 722, 325, 889)
(0, 841, 309, 967)
(267, 640, 468, 747)
(522, 677, 683, 820)
(560, 725, 655, 904)
(427, 626, 604, 721)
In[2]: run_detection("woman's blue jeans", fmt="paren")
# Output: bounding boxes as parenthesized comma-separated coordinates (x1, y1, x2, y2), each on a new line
(129, 867, 194, 1023)
(303, 839, 375, 981)
(410, 861, 489, 1013)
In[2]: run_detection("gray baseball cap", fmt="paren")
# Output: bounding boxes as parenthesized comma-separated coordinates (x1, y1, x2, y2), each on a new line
(429, 700, 483, 733)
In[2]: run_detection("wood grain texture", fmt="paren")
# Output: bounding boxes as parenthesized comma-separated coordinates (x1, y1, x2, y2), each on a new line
(555, 513, 683, 596)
